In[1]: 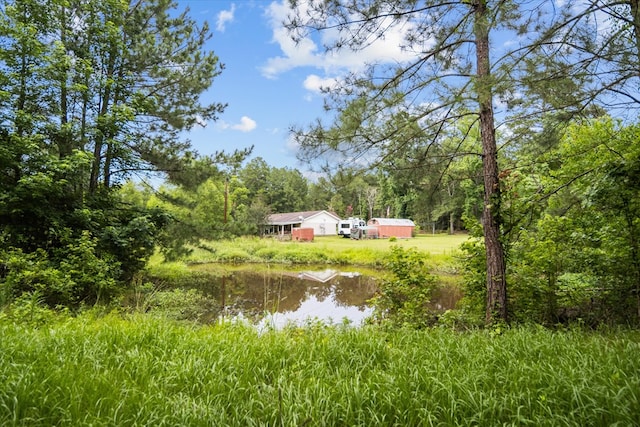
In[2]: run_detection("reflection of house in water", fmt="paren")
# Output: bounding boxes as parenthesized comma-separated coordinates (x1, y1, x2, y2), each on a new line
(179, 264, 462, 326)
(297, 269, 361, 283)
(188, 266, 386, 325)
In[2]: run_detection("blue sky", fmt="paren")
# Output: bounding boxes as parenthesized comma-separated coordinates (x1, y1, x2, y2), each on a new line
(179, 0, 324, 171)
(175, 2, 624, 175)
(175, 0, 415, 172)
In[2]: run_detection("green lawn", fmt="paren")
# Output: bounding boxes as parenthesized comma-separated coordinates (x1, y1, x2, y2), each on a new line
(312, 232, 470, 254)
(179, 233, 470, 268)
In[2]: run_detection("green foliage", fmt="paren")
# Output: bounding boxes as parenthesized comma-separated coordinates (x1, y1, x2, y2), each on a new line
(2, 292, 57, 326)
(1, 315, 639, 426)
(456, 222, 487, 321)
(58, 231, 121, 304)
(1, 248, 70, 307)
(96, 206, 170, 281)
(215, 248, 252, 264)
(0, 232, 121, 308)
(493, 119, 640, 326)
(239, 157, 309, 214)
(456, 118, 640, 327)
(370, 246, 437, 328)
(436, 308, 484, 331)
(0, 0, 229, 308)
(0, 149, 91, 252)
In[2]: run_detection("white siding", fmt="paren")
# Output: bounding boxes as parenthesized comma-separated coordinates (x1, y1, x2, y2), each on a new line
(301, 212, 339, 235)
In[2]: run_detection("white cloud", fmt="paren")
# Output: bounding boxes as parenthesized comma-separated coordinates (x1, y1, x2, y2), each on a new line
(303, 74, 341, 94)
(231, 116, 257, 132)
(261, 1, 420, 80)
(216, 4, 236, 32)
(195, 115, 207, 127)
(218, 116, 257, 132)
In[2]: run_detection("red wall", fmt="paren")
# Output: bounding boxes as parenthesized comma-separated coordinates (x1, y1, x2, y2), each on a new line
(376, 225, 413, 238)
(292, 228, 314, 241)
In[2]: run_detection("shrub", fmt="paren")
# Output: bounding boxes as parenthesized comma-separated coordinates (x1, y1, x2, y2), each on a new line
(3, 291, 59, 326)
(369, 246, 437, 328)
(254, 247, 279, 261)
(0, 232, 121, 308)
(58, 231, 121, 304)
(1, 248, 71, 307)
(436, 308, 484, 330)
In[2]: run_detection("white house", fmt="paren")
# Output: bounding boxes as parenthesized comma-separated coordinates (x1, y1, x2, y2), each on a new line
(265, 210, 341, 236)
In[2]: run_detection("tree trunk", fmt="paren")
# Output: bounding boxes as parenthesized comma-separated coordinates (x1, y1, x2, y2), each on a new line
(629, 0, 640, 64)
(474, 0, 508, 323)
(58, 6, 71, 158)
(449, 211, 455, 235)
(90, 50, 115, 193)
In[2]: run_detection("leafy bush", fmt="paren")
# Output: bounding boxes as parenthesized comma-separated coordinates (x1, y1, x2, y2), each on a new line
(0, 232, 121, 308)
(436, 308, 484, 330)
(455, 235, 487, 321)
(369, 246, 437, 328)
(1, 248, 71, 307)
(0, 176, 171, 309)
(254, 247, 280, 261)
(58, 231, 121, 304)
(2, 291, 59, 326)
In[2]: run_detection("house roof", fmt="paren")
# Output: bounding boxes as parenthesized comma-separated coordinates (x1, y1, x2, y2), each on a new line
(267, 210, 340, 225)
(369, 218, 416, 226)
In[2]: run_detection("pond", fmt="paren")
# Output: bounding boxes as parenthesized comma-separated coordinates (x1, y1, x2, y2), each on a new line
(186, 264, 462, 328)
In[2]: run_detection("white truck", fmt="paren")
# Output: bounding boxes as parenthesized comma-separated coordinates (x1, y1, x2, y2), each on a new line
(338, 217, 366, 238)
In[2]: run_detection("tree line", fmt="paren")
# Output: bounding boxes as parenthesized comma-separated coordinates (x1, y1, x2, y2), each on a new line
(0, 0, 231, 307)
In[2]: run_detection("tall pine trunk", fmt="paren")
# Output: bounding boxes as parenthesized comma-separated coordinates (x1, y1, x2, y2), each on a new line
(90, 51, 115, 193)
(630, 0, 640, 63)
(473, 0, 508, 323)
(57, 6, 71, 159)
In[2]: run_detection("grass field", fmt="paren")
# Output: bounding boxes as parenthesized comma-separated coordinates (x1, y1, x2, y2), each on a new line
(313, 233, 470, 253)
(1, 313, 638, 426)
(180, 233, 470, 269)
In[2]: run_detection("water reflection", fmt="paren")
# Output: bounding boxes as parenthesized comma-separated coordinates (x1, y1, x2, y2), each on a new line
(213, 268, 377, 327)
(257, 290, 374, 329)
(187, 265, 461, 327)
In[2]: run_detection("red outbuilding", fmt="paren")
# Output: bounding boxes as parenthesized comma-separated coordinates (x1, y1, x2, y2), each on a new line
(367, 218, 415, 238)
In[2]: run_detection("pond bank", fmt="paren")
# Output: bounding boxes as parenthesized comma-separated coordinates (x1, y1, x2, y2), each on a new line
(141, 235, 467, 326)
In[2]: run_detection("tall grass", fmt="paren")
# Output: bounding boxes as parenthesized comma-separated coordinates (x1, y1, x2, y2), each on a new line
(1, 313, 639, 426)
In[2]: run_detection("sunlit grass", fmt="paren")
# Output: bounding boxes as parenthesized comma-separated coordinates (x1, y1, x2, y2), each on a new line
(181, 233, 469, 270)
(1, 314, 639, 426)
